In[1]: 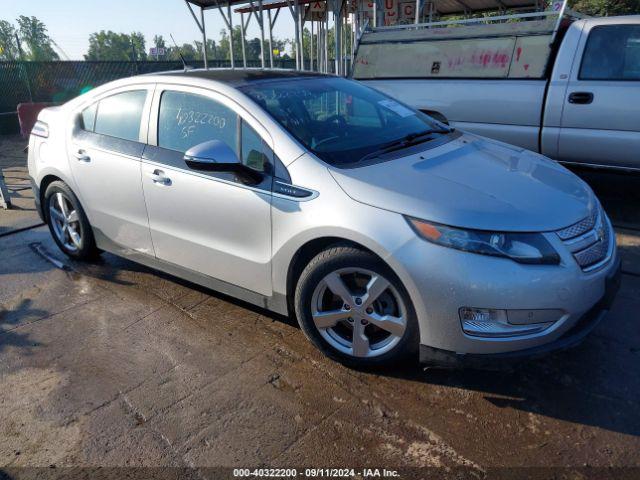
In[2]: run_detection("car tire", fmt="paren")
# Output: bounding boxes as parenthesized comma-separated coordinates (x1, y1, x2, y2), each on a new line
(44, 181, 100, 260)
(294, 244, 419, 368)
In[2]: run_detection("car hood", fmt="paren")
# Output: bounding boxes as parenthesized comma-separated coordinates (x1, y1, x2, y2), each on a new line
(328, 134, 596, 232)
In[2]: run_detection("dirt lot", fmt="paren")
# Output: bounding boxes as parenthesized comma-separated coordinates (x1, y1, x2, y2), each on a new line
(1, 134, 640, 478)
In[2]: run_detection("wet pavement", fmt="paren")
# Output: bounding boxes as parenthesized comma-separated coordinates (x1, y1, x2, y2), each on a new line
(1, 135, 639, 476)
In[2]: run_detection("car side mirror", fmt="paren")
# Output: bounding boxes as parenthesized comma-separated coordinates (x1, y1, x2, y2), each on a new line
(184, 140, 262, 184)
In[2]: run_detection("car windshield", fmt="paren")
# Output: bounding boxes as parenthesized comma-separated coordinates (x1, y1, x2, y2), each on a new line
(239, 76, 450, 166)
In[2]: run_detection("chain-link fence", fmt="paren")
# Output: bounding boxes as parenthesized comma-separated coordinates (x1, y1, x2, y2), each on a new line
(0, 59, 314, 134)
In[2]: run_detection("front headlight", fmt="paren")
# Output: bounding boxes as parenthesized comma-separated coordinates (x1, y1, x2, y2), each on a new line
(407, 217, 560, 265)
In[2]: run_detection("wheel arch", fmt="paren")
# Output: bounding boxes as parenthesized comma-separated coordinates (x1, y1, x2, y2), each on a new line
(284, 236, 389, 317)
(38, 173, 65, 220)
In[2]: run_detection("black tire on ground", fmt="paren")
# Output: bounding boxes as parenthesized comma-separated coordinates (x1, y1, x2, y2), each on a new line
(294, 244, 419, 368)
(44, 180, 100, 260)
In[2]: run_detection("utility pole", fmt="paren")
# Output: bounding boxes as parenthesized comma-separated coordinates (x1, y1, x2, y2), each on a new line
(15, 33, 33, 103)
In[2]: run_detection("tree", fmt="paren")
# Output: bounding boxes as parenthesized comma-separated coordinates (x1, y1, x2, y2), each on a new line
(151, 34, 166, 59)
(570, 0, 640, 16)
(0, 20, 19, 60)
(130, 32, 147, 61)
(217, 27, 242, 61)
(167, 43, 198, 61)
(16, 15, 59, 60)
(85, 30, 146, 60)
(215, 25, 289, 63)
(193, 38, 218, 60)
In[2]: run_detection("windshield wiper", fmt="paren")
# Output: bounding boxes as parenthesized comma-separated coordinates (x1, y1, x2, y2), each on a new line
(359, 127, 454, 163)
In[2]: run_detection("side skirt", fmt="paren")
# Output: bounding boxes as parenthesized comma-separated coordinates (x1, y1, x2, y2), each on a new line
(93, 229, 289, 316)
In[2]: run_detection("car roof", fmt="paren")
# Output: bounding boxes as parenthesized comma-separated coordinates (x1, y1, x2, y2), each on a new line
(152, 68, 334, 87)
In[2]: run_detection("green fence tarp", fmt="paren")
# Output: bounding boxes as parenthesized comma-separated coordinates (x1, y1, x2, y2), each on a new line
(0, 59, 305, 134)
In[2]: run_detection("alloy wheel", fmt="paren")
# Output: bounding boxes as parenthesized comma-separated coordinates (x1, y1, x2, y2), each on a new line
(310, 268, 407, 358)
(49, 192, 82, 252)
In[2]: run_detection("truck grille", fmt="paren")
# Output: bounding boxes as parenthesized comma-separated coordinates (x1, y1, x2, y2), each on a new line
(556, 207, 613, 272)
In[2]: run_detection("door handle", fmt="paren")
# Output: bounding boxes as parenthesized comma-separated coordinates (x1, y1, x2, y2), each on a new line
(73, 149, 91, 162)
(148, 169, 171, 185)
(568, 92, 594, 105)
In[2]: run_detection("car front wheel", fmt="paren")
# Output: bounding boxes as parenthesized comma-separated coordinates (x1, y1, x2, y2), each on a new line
(294, 245, 419, 367)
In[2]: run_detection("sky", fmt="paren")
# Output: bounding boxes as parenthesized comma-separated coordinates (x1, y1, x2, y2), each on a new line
(1, 0, 296, 59)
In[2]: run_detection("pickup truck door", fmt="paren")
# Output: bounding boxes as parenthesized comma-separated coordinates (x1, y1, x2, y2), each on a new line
(558, 21, 640, 169)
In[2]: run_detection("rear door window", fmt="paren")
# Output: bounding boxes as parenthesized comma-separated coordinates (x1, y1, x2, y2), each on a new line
(94, 90, 147, 142)
(580, 25, 640, 80)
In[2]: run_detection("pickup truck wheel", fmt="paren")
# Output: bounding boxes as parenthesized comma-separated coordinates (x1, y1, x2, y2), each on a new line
(294, 245, 419, 368)
(44, 181, 99, 260)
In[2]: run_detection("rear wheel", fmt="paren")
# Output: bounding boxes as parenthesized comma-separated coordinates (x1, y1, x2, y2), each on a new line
(44, 181, 99, 260)
(294, 245, 419, 367)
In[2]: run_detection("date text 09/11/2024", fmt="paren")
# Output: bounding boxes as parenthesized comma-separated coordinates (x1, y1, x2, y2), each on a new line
(232, 468, 401, 478)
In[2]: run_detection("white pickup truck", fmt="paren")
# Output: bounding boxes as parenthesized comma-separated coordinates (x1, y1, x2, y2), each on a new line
(352, 7, 640, 171)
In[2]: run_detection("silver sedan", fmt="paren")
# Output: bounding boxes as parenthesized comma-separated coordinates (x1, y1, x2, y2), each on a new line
(27, 69, 621, 368)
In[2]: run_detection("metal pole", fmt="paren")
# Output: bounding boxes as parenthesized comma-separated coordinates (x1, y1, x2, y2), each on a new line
(185, 1, 208, 68)
(415, 0, 420, 23)
(350, 12, 354, 73)
(200, 7, 208, 69)
(298, 4, 305, 70)
(334, 0, 342, 75)
(268, 9, 275, 68)
(325, 6, 329, 72)
(227, 3, 235, 68)
(344, 14, 348, 74)
(372, 0, 377, 28)
(240, 12, 248, 67)
(317, 19, 322, 71)
(288, 0, 301, 69)
(310, 20, 314, 71)
(258, 0, 266, 68)
(318, 19, 322, 72)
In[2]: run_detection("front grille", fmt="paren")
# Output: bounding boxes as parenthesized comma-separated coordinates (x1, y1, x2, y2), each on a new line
(573, 223, 611, 269)
(556, 207, 613, 272)
(556, 209, 598, 240)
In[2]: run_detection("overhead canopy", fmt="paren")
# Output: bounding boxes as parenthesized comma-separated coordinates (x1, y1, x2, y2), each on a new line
(185, 0, 252, 9)
(189, 0, 548, 14)
(235, 0, 312, 14)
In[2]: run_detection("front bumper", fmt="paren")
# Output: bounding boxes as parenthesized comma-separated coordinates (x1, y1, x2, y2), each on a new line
(419, 257, 622, 367)
(387, 211, 620, 357)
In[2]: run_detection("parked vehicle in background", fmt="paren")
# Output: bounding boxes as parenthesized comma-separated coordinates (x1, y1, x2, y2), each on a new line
(353, 4, 640, 171)
(28, 70, 620, 368)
